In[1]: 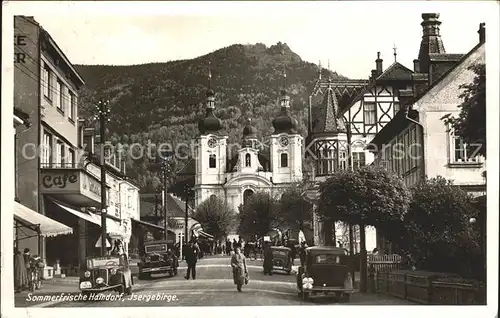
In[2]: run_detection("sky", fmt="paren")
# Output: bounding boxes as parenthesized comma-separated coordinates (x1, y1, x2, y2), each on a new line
(5, 1, 498, 79)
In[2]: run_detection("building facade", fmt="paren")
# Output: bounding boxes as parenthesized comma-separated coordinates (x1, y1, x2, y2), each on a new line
(14, 16, 141, 274)
(177, 72, 303, 240)
(370, 24, 486, 194)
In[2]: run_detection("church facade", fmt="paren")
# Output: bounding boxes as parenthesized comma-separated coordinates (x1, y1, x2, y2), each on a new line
(192, 79, 303, 216)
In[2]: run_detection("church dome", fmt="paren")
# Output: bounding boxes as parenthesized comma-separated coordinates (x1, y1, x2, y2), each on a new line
(198, 109, 222, 134)
(242, 118, 257, 139)
(272, 90, 297, 134)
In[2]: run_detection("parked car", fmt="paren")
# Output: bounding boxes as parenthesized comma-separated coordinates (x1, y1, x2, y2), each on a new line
(296, 246, 354, 302)
(79, 254, 133, 298)
(138, 240, 178, 279)
(270, 246, 292, 274)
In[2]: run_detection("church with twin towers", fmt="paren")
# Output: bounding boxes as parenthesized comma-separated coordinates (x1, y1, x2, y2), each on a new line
(177, 13, 458, 248)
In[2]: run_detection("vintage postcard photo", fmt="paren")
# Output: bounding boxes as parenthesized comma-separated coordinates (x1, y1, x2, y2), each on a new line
(1, 1, 498, 318)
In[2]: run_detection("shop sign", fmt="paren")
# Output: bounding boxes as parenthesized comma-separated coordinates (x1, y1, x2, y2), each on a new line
(41, 172, 78, 190)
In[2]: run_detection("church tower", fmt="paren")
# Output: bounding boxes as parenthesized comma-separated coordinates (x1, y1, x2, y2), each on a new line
(194, 63, 227, 206)
(269, 65, 303, 185)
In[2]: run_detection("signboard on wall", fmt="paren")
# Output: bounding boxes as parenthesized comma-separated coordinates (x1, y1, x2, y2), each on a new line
(81, 174, 102, 202)
(41, 171, 79, 191)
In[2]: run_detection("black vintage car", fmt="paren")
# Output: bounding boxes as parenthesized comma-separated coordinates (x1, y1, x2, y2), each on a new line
(270, 246, 292, 274)
(79, 254, 133, 298)
(138, 240, 178, 279)
(296, 246, 354, 302)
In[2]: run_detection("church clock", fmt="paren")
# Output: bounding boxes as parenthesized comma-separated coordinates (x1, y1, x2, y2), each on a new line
(207, 137, 218, 148)
(279, 136, 289, 147)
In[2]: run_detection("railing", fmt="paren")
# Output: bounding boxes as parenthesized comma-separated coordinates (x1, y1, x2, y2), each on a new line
(369, 270, 486, 305)
(41, 162, 82, 169)
(367, 254, 402, 273)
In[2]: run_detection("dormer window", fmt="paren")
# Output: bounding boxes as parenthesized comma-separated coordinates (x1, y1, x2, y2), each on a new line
(209, 154, 216, 168)
(245, 153, 251, 167)
(280, 153, 288, 167)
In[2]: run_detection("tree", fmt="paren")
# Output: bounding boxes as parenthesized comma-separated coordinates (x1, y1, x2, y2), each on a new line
(318, 165, 411, 236)
(318, 165, 412, 292)
(401, 177, 481, 279)
(193, 196, 236, 241)
(442, 63, 486, 157)
(238, 192, 281, 239)
(277, 182, 313, 231)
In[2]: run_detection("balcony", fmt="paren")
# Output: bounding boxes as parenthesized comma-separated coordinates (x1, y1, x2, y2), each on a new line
(40, 162, 109, 207)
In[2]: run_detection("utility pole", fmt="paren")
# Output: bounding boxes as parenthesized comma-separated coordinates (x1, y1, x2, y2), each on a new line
(346, 122, 356, 286)
(96, 99, 110, 257)
(159, 151, 170, 241)
(184, 184, 189, 244)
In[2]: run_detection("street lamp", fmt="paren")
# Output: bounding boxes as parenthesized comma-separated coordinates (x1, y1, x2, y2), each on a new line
(94, 99, 111, 257)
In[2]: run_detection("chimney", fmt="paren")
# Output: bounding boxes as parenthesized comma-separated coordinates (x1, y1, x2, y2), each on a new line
(413, 59, 420, 73)
(418, 13, 446, 74)
(478, 22, 485, 44)
(376, 52, 383, 75)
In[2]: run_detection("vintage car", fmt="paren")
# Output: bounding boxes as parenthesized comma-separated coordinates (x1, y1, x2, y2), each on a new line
(138, 240, 178, 279)
(296, 246, 354, 302)
(270, 246, 292, 275)
(79, 254, 133, 298)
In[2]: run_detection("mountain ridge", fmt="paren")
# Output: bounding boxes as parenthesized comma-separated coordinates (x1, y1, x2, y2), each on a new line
(74, 42, 347, 192)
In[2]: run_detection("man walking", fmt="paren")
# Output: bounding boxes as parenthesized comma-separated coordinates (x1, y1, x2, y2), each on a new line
(185, 241, 200, 280)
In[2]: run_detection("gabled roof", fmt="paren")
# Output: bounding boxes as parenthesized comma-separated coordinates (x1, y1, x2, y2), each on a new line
(341, 62, 414, 115)
(367, 42, 483, 149)
(376, 62, 414, 82)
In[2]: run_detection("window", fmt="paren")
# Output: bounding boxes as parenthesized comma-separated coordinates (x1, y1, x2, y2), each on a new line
(69, 91, 76, 121)
(245, 153, 251, 167)
(55, 79, 62, 110)
(209, 154, 216, 168)
(56, 140, 64, 167)
(339, 151, 347, 170)
(452, 136, 479, 163)
(280, 153, 288, 167)
(393, 102, 400, 114)
(42, 63, 52, 100)
(364, 102, 376, 125)
(352, 152, 366, 170)
(68, 148, 75, 168)
(42, 132, 52, 166)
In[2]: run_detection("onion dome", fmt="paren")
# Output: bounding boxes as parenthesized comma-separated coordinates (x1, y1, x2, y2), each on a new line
(198, 87, 222, 134)
(242, 118, 257, 139)
(272, 89, 298, 134)
(198, 109, 222, 134)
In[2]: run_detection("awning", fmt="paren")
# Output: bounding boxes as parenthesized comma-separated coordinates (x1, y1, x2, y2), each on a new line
(199, 231, 214, 239)
(52, 200, 124, 238)
(190, 223, 202, 237)
(14, 201, 73, 237)
(131, 218, 165, 231)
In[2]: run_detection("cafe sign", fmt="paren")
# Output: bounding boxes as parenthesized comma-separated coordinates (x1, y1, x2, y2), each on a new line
(40, 170, 101, 205)
(41, 171, 79, 191)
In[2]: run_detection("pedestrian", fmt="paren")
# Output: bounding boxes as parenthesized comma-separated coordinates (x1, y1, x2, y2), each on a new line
(14, 249, 28, 292)
(232, 239, 237, 251)
(184, 241, 200, 280)
(231, 247, 248, 292)
(298, 241, 308, 267)
(23, 248, 31, 278)
(263, 242, 273, 275)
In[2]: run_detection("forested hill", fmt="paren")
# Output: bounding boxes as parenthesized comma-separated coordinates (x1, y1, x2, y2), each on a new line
(75, 42, 347, 192)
